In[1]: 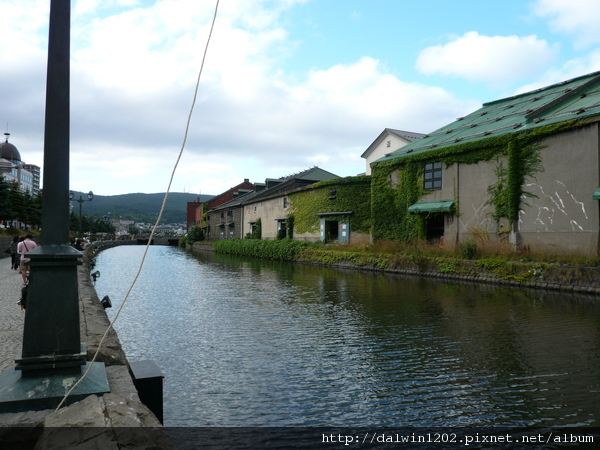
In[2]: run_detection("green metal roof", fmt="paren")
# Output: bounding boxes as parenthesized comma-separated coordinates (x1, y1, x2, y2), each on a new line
(375, 71, 600, 164)
(407, 200, 454, 213)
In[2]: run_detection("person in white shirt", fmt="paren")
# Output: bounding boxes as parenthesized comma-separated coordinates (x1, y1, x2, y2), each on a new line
(17, 234, 38, 285)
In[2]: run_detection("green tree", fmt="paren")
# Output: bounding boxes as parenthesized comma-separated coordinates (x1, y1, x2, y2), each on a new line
(0, 176, 13, 223)
(21, 190, 36, 228)
(90, 217, 114, 234)
(251, 218, 262, 239)
(70, 211, 79, 233)
(30, 191, 43, 229)
(187, 225, 204, 243)
(81, 214, 92, 234)
(7, 182, 25, 228)
(128, 224, 139, 235)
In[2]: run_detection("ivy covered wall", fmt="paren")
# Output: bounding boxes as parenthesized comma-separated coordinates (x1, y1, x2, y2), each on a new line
(370, 119, 590, 242)
(288, 175, 372, 236)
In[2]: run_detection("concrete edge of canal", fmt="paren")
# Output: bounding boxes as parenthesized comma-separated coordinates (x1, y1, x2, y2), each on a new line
(0, 240, 176, 450)
(191, 242, 600, 296)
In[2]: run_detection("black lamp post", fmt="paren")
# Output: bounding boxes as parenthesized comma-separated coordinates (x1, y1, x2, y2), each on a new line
(70, 190, 94, 237)
(0, 0, 109, 413)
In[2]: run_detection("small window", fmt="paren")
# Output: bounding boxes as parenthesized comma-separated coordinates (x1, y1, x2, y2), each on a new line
(424, 162, 442, 190)
(283, 197, 288, 209)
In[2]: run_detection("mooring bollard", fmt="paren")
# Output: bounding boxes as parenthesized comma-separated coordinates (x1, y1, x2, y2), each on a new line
(129, 360, 164, 424)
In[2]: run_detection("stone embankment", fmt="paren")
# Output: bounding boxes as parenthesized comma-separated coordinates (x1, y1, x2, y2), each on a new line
(0, 241, 175, 449)
(191, 241, 600, 295)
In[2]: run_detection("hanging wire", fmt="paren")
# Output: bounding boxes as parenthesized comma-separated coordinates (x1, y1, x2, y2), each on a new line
(56, 0, 220, 411)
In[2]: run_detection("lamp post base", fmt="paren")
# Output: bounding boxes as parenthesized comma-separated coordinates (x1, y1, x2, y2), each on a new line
(0, 361, 109, 414)
(22, 245, 84, 359)
(16, 343, 88, 377)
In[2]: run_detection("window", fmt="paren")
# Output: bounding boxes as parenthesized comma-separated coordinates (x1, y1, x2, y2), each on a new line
(283, 197, 288, 209)
(424, 162, 442, 190)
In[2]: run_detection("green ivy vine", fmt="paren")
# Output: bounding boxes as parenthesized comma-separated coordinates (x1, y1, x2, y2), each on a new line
(288, 175, 372, 234)
(371, 118, 589, 242)
(246, 217, 261, 239)
(286, 215, 294, 239)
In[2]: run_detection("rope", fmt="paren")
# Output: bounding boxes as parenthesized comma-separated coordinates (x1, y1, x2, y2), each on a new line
(56, 0, 220, 411)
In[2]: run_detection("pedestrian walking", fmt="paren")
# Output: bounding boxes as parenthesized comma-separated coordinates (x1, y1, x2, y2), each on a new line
(9, 236, 19, 270)
(73, 238, 84, 251)
(17, 234, 37, 285)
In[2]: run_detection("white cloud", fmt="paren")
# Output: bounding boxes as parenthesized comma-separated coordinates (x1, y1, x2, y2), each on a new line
(514, 49, 600, 94)
(415, 31, 557, 85)
(0, 0, 478, 196)
(533, 0, 600, 47)
(291, 57, 477, 135)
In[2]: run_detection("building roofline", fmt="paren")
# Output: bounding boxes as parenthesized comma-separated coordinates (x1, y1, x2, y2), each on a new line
(374, 70, 600, 165)
(361, 128, 425, 158)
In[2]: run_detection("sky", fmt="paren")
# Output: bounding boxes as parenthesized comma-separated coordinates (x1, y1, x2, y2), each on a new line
(3, 0, 600, 196)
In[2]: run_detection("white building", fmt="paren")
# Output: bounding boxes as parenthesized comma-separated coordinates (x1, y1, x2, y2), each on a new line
(361, 128, 425, 175)
(0, 133, 40, 195)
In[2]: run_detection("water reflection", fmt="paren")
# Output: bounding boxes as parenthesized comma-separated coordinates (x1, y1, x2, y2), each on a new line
(94, 245, 600, 427)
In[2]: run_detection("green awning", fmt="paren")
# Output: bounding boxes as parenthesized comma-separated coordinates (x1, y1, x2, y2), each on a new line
(594, 187, 600, 200)
(407, 200, 454, 213)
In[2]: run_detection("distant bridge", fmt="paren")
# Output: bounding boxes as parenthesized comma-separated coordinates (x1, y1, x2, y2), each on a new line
(136, 237, 180, 246)
(87, 238, 181, 255)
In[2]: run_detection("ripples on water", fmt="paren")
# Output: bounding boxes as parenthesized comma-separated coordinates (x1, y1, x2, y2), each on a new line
(94, 245, 600, 427)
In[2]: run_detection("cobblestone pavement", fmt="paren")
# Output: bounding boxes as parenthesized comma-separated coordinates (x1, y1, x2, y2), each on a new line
(0, 256, 26, 372)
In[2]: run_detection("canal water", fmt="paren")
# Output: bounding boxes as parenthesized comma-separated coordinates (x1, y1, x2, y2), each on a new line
(94, 245, 600, 428)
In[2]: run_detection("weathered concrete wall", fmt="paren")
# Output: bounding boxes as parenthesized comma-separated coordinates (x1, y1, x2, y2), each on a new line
(417, 123, 600, 256)
(455, 160, 506, 237)
(291, 230, 320, 242)
(0, 236, 14, 257)
(78, 251, 128, 366)
(518, 125, 600, 255)
(416, 159, 506, 251)
(245, 195, 290, 240)
(191, 242, 215, 252)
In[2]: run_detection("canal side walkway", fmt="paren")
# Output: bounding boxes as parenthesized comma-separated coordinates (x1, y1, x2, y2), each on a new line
(0, 253, 175, 448)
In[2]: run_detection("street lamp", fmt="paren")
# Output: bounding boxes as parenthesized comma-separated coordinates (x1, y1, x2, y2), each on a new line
(70, 190, 94, 237)
(0, 0, 109, 414)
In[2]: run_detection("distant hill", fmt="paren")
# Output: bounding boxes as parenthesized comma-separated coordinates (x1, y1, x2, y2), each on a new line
(70, 192, 214, 224)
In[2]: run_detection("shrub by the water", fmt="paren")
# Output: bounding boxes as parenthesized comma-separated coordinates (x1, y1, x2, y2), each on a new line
(187, 225, 204, 243)
(459, 238, 480, 259)
(213, 238, 316, 261)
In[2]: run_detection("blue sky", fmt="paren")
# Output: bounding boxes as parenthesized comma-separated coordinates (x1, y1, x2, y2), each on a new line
(2, 0, 600, 196)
